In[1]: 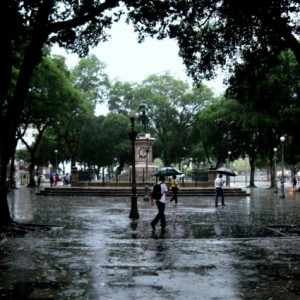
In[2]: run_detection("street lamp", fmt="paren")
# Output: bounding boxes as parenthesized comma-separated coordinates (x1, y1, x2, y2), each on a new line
(279, 136, 285, 198)
(128, 110, 139, 219)
(143, 147, 150, 201)
(273, 148, 278, 193)
(143, 134, 150, 201)
(54, 149, 58, 173)
(226, 151, 231, 186)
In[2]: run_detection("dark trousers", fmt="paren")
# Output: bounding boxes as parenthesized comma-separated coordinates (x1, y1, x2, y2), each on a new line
(151, 200, 166, 229)
(215, 187, 224, 206)
(170, 187, 178, 203)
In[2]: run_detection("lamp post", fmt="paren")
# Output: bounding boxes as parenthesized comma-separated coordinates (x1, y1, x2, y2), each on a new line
(279, 136, 285, 198)
(143, 147, 150, 201)
(143, 134, 150, 201)
(128, 110, 139, 219)
(273, 148, 278, 193)
(183, 164, 187, 186)
(54, 149, 58, 173)
(226, 151, 231, 186)
(244, 155, 248, 187)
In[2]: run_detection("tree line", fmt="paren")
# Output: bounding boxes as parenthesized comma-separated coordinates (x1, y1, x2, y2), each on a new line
(17, 48, 300, 193)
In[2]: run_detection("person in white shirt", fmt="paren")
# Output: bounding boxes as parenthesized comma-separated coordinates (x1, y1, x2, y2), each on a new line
(150, 175, 169, 232)
(214, 174, 224, 207)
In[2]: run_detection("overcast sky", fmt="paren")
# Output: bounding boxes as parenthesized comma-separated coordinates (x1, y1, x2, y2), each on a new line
(52, 19, 225, 114)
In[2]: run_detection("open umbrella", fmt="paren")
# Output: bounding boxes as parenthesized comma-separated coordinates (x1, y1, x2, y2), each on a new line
(216, 167, 236, 177)
(154, 167, 183, 177)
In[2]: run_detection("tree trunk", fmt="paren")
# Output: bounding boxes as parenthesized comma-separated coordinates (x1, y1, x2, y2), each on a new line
(248, 156, 257, 187)
(269, 152, 275, 189)
(0, 34, 47, 225)
(9, 154, 17, 190)
(28, 162, 37, 187)
(0, 153, 13, 225)
(269, 159, 274, 189)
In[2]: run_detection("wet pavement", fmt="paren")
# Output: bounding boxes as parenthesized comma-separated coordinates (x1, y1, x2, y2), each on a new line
(2, 183, 300, 299)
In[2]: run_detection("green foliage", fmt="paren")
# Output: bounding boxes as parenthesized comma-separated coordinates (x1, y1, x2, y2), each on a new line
(153, 158, 163, 169)
(107, 72, 216, 166)
(70, 54, 110, 112)
(15, 148, 30, 163)
(128, 1, 300, 83)
(227, 49, 300, 166)
(23, 55, 81, 127)
(107, 81, 139, 114)
(138, 73, 215, 165)
(3, 0, 300, 192)
(78, 113, 131, 172)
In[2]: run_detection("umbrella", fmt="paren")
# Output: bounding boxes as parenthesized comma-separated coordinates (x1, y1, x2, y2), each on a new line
(154, 167, 183, 177)
(169, 174, 185, 179)
(216, 167, 236, 177)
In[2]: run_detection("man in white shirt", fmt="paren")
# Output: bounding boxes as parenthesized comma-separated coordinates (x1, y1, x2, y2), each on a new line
(150, 175, 169, 232)
(214, 174, 224, 207)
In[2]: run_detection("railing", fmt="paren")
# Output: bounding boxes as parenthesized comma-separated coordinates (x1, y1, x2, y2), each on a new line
(191, 168, 209, 183)
(73, 168, 212, 187)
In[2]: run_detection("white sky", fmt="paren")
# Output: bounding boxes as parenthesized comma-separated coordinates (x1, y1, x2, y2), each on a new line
(52, 19, 225, 114)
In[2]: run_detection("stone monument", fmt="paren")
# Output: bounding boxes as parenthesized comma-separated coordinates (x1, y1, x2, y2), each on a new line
(133, 101, 157, 190)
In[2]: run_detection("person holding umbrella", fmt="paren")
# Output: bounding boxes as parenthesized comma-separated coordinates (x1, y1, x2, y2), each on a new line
(170, 175, 179, 205)
(215, 174, 225, 207)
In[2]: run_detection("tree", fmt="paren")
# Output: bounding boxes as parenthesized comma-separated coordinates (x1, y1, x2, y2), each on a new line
(107, 73, 215, 167)
(56, 55, 110, 168)
(0, 1, 136, 230)
(70, 54, 110, 114)
(17, 55, 83, 187)
(77, 113, 130, 177)
(226, 49, 300, 186)
(134, 73, 214, 166)
(192, 98, 246, 167)
(107, 81, 139, 114)
(192, 93, 275, 187)
(128, 1, 300, 82)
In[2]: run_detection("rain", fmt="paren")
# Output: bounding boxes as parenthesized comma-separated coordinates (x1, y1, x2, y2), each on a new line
(1, 184, 300, 299)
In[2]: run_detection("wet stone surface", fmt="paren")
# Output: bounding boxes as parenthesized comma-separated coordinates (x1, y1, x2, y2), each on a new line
(1, 185, 300, 299)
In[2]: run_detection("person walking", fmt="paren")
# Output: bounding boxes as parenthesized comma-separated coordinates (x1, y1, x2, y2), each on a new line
(170, 175, 179, 205)
(215, 174, 224, 207)
(50, 175, 54, 187)
(37, 175, 42, 186)
(55, 174, 60, 186)
(150, 175, 169, 232)
(293, 177, 297, 188)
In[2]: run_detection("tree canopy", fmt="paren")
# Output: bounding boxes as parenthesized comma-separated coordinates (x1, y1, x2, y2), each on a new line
(128, 1, 300, 82)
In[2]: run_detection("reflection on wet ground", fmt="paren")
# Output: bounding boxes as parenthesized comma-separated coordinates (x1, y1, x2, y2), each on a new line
(1, 185, 300, 299)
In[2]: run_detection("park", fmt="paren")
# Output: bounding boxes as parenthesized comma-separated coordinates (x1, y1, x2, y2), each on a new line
(1, 2, 300, 299)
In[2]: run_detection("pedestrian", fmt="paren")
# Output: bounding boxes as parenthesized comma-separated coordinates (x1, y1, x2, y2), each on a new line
(170, 174, 179, 205)
(293, 177, 297, 188)
(150, 175, 169, 232)
(55, 174, 60, 186)
(50, 175, 54, 187)
(64, 173, 70, 185)
(215, 173, 224, 207)
(37, 175, 41, 186)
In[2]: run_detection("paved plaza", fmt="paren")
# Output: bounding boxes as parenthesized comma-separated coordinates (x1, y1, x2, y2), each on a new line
(1, 182, 300, 299)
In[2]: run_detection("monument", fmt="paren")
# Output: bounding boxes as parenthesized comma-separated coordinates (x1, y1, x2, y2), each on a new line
(134, 101, 157, 187)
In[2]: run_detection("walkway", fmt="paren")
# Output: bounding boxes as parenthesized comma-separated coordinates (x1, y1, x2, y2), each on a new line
(1, 184, 300, 299)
